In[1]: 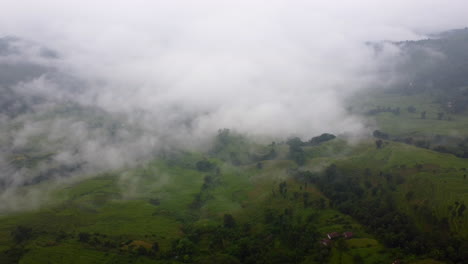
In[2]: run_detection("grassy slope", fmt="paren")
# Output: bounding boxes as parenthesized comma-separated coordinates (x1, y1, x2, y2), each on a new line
(351, 91, 468, 237)
(355, 91, 468, 137)
(0, 147, 399, 264)
(1, 92, 467, 263)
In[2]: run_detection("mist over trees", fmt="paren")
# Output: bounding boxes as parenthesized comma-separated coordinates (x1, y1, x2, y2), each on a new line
(0, 2, 468, 263)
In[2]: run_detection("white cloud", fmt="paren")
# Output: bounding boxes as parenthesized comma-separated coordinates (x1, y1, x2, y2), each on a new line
(0, 1, 467, 211)
(1, 0, 467, 143)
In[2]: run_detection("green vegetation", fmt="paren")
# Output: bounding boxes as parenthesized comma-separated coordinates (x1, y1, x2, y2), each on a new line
(0, 125, 466, 263)
(2, 22, 468, 264)
(4, 32, 468, 261)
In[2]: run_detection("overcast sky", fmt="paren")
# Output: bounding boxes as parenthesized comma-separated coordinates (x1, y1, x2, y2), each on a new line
(1, 0, 468, 138)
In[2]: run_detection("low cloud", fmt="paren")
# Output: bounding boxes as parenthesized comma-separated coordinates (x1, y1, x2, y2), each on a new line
(1, 0, 468, 211)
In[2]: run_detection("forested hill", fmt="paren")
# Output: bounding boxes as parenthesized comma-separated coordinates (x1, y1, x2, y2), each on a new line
(388, 28, 468, 113)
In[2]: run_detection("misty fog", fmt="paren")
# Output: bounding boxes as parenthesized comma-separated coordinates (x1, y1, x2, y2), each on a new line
(1, 0, 468, 212)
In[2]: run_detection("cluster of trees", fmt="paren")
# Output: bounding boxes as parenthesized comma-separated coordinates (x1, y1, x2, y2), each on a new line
(190, 167, 221, 210)
(367, 105, 453, 121)
(300, 165, 467, 263)
(407, 106, 417, 113)
(373, 130, 468, 158)
(367, 106, 401, 116)
(211, 131, 336, 167)
(0, 226, 33, 262)
(11, 226, 32, 244)
(210, 129, 252, 165)
(77, 231, 161, 257)
(210, 129, 277, 166)
(288, 133, 337, 147)
(195, 159, 215, 172)
(387, 28, 468, 114)
(103, 170, 335, 263)
(308, 133, 336, 146)
(2, 226, 165, 262)
(77, 232, 124, 249)
(163, 210, 328, 264)
(373, 130, 389, 140)
(251, 145, 277, 163)
(287, 137, 306, 165)
(286, 133, 337, 165)
(420, 111, 451, 120)
(449, 201, 466, 218)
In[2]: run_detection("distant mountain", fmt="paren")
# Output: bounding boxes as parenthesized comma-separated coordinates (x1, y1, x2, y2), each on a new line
(0, 37, 140, 191)
(0, 37, 85, 117)
(387, 28, 468, 113)
(0, 37, 55, 86)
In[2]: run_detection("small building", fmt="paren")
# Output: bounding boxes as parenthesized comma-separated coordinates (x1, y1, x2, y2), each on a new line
(327, 232, 340, 240)
(320, 239, 331, 247)
(342, 231, 353, 239)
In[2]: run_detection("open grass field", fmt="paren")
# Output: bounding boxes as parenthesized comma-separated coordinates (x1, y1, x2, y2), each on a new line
(353, 91, 468, 137)
(1, 111, 466, 263)
(331, 139, 468, 238)
(0, 146, 406, 264)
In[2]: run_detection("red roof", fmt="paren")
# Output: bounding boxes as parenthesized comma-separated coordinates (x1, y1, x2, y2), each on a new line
(343, 231, 353, 238)
(320, 239, 332, 246)
(327, 232, 340, 239)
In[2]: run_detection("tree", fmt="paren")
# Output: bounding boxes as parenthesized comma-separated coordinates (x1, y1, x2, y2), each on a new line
(217, 128, 231, 144)
(279, 181, 287, 196)
(353, 254, 364, 264)
(11, 226, 32, 244)
(224, 214, 236, 229)
(152, 242, 160, 253)
(318, 198, 326, 209)
(256, 162, 263, 169)
(405, 191, 414, 201)
(415, 140, 430, 149)
(437, 112, 445, 120)
(336, 239, 349, 263)
(2, 246, 29, 263)
(325, 164, 339, 182)
(78, 232, 90, 243)
(287, 137, 306, 165)
(173, 238, 196, 256)
(195, 254, 241, 264)
(373, 130, 389, 140)
(404, 137, 414, 144)
(196, 160, 214, 171)
(290, 149, 306, 165)
(458, 203, 466, 217)
(375, 139, 383, 149)
(309, 133, 336, 145)
(286, 137, 304, 148)
(136, 245, 148, 256)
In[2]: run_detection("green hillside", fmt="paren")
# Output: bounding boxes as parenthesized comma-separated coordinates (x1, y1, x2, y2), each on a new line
(0, 129, 466, 263)
(1, 27, 468, 264)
